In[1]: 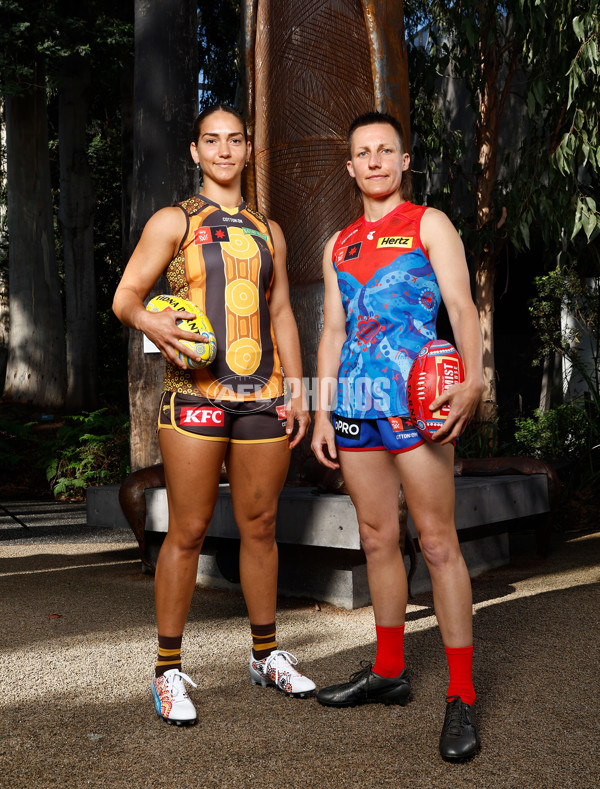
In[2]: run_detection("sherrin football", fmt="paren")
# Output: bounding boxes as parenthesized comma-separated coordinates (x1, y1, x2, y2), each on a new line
(406, 339, 464, 441)
(146, 294, 217, 369)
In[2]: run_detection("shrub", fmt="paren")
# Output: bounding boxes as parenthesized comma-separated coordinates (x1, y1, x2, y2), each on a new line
(513, 403, 592, 461)
(45, 409, 130, 500)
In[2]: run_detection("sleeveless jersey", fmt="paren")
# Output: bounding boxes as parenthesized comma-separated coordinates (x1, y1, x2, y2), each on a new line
(332, 201, 440, 418)
(163, 195, 283, 401)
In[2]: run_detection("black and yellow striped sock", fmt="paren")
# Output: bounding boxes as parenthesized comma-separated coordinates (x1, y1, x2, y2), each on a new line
(155, 634, 182, 678)
(251, 622, 277, 660)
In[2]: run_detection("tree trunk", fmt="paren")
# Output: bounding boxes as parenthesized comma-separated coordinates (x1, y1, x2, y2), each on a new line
(539, 351, 564, 411)
(58, 54, 98, 411)
(474, 251, 497, 426)
(0, 108, 7, 390)
(473, 24, 500, 428)
(4, 59, 67, 407)
(0, 270, 8, 391)
(471, 9, 520, 433)
(128, 0, 198, 471)
(248, 0, 409, 480)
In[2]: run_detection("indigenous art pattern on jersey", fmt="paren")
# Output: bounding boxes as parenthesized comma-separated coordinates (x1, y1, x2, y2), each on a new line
(163, 195, 283, 401)
(332, 202, 440, 419)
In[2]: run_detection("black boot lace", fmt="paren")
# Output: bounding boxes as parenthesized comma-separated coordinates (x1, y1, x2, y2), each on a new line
(349, 661, 373, 684)
(445, 695, 467, 737)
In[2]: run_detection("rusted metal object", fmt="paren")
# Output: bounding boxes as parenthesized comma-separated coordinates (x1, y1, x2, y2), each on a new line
(454, 456, 561, 500)
(118, 463, 166, 570)
(240, 0, 258, 209)
(362, 0, 410, 149)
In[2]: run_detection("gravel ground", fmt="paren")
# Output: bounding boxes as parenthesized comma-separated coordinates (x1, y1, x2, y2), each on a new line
(1, 500, 599, 788)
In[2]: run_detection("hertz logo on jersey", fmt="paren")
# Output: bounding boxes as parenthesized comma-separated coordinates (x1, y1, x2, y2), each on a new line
(376, 236, 413, 249)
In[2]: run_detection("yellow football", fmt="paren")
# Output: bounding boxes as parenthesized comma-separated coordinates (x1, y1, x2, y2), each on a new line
(146, 295, 217, 369)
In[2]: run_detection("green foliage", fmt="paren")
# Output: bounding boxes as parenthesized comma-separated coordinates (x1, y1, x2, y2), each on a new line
(44, 409, 130, 500)
(514, 403, 593, 461)
(0, 405, 129, 500)
(520, 264, 600, 491)
(455, 419, 500, 459)
(529, 266, 599, 388)
(514, 2, 600, 253)
(407, 0, 600, 264)
(513, 396, 600, 500)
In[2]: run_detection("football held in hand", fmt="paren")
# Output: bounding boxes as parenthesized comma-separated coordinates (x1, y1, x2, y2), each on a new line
(146, 294, 217, 369)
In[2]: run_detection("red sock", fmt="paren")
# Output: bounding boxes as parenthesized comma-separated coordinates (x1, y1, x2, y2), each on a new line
(445, 645, 476, 705)
(372, 624, 405, 678)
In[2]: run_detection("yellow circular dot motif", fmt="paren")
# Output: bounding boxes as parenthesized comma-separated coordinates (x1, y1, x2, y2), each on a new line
(226, 338, 261, 375)
(225, 280, 259, 316)
(221, 228, 258, 260)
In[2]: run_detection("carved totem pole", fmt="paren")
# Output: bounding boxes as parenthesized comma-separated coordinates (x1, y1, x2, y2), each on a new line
(242, 0, 410, 470)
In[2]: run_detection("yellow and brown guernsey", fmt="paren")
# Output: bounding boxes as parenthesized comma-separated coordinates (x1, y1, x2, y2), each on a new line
(164, 195, 283, 401)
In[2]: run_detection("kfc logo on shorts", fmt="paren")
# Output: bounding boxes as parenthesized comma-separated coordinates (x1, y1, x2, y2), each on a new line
(194, 226, 230, 245)
(180, 406, 225, 426)
(276, 405, 287, 420)
(333, 415, 361, 440)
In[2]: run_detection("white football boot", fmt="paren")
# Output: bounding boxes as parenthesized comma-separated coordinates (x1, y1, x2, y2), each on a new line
(152, 668, 198, 726)
(249, 650, 316, 698)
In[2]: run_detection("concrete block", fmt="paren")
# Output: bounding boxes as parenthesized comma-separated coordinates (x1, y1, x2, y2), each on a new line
(87, 474, 547, 609)
(86, 485, 129, 529)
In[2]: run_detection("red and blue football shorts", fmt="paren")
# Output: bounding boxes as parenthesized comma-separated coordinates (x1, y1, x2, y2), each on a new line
(333, 413, 425, 454)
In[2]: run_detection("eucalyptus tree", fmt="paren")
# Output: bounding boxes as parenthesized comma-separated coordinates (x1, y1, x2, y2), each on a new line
(0, 0, 134, 409)
(0, 3, 67, 407)
(406, 0, 599, 434)
(127, 0, 198, 470)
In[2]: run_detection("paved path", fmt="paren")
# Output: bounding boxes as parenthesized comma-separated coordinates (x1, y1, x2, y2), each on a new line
(1, 500, 599, 788)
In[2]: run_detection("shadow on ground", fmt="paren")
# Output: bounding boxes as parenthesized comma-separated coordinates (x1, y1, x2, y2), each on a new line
(1, 523, 599, 788)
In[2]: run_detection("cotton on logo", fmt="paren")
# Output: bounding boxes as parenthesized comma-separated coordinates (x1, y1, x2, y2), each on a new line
(276, 405, 287, 420)
(180, 407, 225, 426)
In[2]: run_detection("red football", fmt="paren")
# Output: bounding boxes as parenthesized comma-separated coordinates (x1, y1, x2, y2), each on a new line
(406, 339, 465, 441)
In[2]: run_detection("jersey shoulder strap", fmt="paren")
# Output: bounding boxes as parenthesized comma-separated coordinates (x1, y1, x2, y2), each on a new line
(176, 195, 209, 217)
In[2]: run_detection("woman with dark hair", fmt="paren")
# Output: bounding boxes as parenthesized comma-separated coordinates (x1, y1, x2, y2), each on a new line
(113, 104, 315, 726)
(311, 111, 484, 762)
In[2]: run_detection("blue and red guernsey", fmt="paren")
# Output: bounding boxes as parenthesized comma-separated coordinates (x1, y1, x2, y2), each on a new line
(332, 201, 440, 419)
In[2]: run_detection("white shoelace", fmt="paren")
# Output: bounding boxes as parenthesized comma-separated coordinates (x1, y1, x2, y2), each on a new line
(163, 670, 198, 699)
(263, 650, 299, 684)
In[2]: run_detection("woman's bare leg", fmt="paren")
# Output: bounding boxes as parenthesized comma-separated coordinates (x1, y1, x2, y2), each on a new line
(338, 450, 408, 626)
(226, 439, 290, 624)
(394, 441, 472, 647)
(155, 430, 227, 636)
